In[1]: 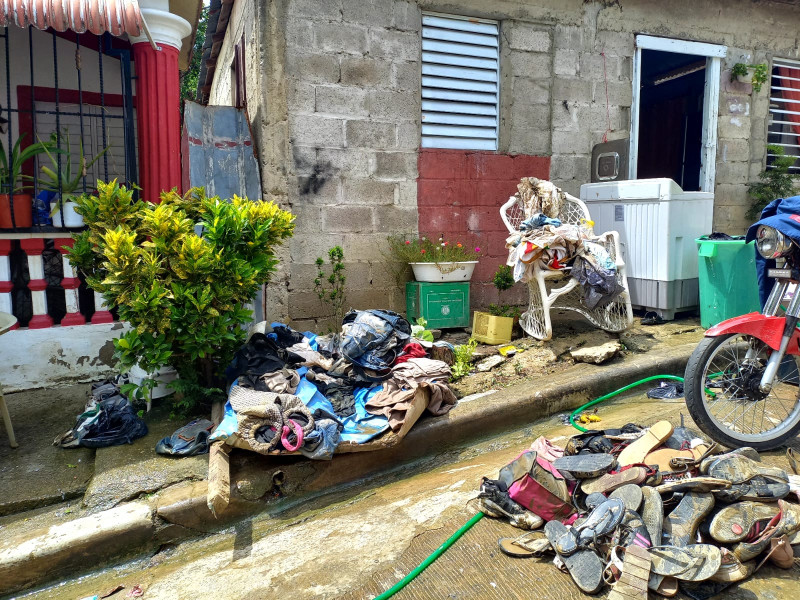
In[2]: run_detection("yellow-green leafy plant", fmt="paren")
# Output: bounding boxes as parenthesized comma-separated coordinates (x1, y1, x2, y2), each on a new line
(451, 338, 478, 381)
(67, 180, 295, 411)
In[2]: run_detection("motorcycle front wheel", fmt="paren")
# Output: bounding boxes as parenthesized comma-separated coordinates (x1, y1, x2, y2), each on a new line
(684, 333, 800, 450)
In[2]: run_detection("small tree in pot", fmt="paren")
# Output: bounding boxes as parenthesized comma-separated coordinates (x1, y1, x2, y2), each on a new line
(472, 264, 521, 346)
(67, 180, 295, 413)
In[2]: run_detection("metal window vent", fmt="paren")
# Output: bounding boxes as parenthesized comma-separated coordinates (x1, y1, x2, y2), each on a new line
(421, 13, 499, 151)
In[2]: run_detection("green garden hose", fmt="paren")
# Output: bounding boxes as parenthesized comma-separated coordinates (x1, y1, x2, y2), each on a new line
(375, 373, 718, 598)
(373, 511, 485, 600)
(568, 374, 687, 433)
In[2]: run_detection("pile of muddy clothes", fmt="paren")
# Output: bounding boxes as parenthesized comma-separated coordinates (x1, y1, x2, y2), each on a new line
(505, 177, 624, 310)
(477, 421, 800, 599)
(209, 309, 458, 459)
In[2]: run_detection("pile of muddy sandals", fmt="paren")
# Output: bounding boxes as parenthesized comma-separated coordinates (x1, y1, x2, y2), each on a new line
(477, 422, 800, 599)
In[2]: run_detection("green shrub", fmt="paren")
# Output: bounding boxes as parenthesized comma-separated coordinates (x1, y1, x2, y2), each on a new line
(748, 144, 798, 219)
(68, 180, 295, 410)
(451, 338, 477, 381)
(314, 245, 347, 328)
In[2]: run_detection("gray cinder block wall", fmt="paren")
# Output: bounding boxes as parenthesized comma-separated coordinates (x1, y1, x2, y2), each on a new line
(206, 0, 800, 327)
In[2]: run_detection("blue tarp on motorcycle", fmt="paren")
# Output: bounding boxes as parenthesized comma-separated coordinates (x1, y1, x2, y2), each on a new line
(746, 195, 800, 308)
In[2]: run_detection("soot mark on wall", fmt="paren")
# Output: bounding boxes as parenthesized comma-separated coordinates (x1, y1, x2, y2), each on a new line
(293, 146, 336, 196)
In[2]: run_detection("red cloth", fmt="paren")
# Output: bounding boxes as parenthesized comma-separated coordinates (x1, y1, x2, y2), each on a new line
(394, 342, 427, 364)
(779, 66, 800, 136)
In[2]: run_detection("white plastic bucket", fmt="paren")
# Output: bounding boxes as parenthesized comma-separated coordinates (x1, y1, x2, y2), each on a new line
(409, 261, 478, 283)
(51, 201, 84, 227)
(129, 364, 178, 399)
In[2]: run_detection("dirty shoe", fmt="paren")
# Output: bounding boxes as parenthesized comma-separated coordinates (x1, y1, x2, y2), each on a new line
(707, 453, 787, 484)
(710, 548, 757, 583)
(700, 447, 760, 474)
(709, 501, 781, 544)
(608, 545, 651, 600)
(478, 478, 543, 530)
(617, 421, 674, 467)
(662, 492, 715, 547)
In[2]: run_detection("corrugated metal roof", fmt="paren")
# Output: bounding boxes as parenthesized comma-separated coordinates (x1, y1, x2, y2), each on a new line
(0, 0, 143, 37)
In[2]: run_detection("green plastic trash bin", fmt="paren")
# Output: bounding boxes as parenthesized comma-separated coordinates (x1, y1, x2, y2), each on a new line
(696, 236, 761, 328)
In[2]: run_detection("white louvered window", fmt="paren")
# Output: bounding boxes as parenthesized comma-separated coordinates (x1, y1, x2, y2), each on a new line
(768, 58, 800, 170)
(421, 13, 499, 151)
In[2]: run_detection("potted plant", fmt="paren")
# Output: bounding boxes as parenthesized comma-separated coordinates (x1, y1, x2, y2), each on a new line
(38, 131, 108, 228)
(472, 265, 521, 345)
(67, 181, 295, 414)
(387, 234, 481, 282)
(731, 62, 769, 93)
(0, 134, 54, 228)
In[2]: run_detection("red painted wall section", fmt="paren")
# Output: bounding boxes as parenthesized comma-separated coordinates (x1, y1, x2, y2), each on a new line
(417, 149, 550, 309)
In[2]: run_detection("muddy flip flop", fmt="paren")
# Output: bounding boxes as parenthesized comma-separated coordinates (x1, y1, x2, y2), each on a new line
(653, 575, 678, 597)
(617, 421, 674, 468)
(733, 511, 782, 562)
(655, 477, 731, 495)
(708, 453, 788, 484)
(553, 453, 616, 478)
(662, 492, 715, 547)
(709, 501, 781, 544)
(616, 510, 652, 549)
(765, 534, 794, 569)
(610, 484, 643, 513)
(544, 520, 605, 594)
(498, 531, 551, 558)
(582, 467, 647, 495)
(710, 548, 756, 583)
(715, 475, 791, 503)
(649, 544, 721, 581)
(608, 544, 651, 600)
(699, 447, 761, 474)
(640, 487, 664, 547)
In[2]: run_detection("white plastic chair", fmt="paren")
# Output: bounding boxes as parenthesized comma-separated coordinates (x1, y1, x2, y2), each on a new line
(500, 192, 633, 341)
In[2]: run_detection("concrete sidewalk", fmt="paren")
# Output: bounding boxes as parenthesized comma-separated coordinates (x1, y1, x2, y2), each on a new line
(15, 384, 800, 600)
(0, 318, 705, 597)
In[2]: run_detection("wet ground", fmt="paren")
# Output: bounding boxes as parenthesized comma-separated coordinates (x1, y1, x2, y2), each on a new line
(12, 387, 800, 600)
(0, 314, 704, 523)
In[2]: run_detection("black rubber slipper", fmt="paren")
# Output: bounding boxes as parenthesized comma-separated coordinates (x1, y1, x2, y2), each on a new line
(641, 312, 666, 326)
(545, 520, 605, 594)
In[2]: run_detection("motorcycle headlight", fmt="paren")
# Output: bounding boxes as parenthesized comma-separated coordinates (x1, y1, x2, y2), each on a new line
(756, 225, 792, 259)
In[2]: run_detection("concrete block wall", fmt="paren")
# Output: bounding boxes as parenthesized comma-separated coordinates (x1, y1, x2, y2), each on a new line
(205, 0, 800, 325)
(548, 14, 633, 197)
(283, 0, 422, 330)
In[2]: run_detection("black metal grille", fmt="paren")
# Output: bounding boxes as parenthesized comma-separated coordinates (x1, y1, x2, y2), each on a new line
(0, 26, 138, 231)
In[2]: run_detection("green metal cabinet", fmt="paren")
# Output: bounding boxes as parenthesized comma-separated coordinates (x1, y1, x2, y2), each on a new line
(405, 281, 470, 329)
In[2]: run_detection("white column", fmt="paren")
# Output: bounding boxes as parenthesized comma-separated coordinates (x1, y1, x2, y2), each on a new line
(0, 239, 13, 319)
(20, 238, 52, 329)
(56, 238, 85, 326)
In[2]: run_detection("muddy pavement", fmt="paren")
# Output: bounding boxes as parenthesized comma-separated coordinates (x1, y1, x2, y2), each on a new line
(15, 388, 800, 600)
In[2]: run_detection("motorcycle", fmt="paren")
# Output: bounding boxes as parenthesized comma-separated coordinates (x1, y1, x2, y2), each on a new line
(684, 201, 800, 450)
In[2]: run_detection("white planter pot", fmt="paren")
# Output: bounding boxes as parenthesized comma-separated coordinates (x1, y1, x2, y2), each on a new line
(736, 71, 754, 84)
(409, 261, 478, 282)
(129, 364, 178, 400)
(50, 201, 84, 227)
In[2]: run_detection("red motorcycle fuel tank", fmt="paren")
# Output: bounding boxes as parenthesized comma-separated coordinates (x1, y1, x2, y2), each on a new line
(705, 312, 800, 355)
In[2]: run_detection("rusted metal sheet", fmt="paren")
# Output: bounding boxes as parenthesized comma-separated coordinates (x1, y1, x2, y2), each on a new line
(0, 0, 143, 37)
(181, 101, 261, 201)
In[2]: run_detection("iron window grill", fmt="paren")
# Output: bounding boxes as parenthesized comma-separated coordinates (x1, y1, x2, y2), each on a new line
(768, 57, 800, 170)
(0, 25, 137, 325)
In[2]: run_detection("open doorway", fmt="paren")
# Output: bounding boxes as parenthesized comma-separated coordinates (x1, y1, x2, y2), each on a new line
(629, 36, 726, 192)
(637, 50, 706, 190)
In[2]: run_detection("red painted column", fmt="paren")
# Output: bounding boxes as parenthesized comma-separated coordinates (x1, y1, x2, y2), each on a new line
(132, 42, 182, 203)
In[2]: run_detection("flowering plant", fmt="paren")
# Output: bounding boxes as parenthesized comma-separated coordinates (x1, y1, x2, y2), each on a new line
(387, 234, 481, 263)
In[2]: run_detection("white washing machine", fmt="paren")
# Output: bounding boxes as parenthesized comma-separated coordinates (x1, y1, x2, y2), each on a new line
(580, 178, 714, 319)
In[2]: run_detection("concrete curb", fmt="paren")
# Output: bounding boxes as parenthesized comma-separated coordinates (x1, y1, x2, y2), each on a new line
(0, 342, 696, 597)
